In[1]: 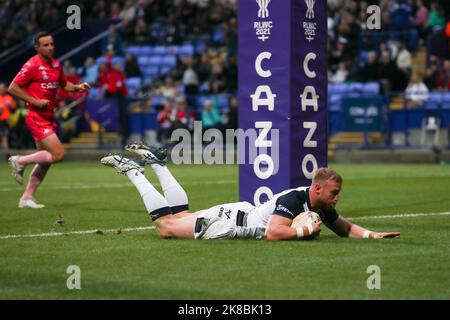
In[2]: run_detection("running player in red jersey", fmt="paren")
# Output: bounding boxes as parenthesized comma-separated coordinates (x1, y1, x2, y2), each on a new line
(7, 32, 91, 208)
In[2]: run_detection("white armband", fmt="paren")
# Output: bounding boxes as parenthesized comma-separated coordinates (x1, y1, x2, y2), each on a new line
(363, 230, 372, 238)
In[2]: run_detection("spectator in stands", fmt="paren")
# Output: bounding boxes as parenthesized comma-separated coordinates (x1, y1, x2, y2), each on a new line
(157, 99, 175, 144)
(197, 52, 213, 89)
(201, 99, 222, 131)
(79, 57, 99, 86)
(330, 62, 349, 84)
(359, 51, 380, 82)
(436, 59, 450, 91)
(182, 58, 200, 96)
(405, 72, 429, 108)
(0, 82, 16, 160)
(390, 0, 413, 30)
(58, 67, 82, 101)
(102, 25, 124, 56)
(172, 97, 194, 132)
(224, 56, 238, 92)
(157, 77, 179, 99)
(423, 58, 440, 91)
(124, 52, 141, 78)
(109, 2, 121, 20)
(182, 57, 200, 108)
(378, 50, 407, 93)
(426, 2, 446, 31)
(119, 0, 137, 21)
(396, 41, 412, 75)
(63, 60, 73, 75)
(99, 50, 129, 144)
(226, 96, 238, 131)
(412, 0, 429, 39)
(133, 18, 149, 45)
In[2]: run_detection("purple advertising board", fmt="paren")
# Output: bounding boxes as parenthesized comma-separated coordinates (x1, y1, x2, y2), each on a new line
(238, 0, 328, 204)
(85, 99, 119, 132)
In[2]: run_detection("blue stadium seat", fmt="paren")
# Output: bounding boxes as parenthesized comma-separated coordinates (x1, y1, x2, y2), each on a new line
(153, 46, 168, 55)
(359, 51, 369, 66)
(140, 46, 153, 56)
(330, 83, 348, 94)
(142, 66, 159, 77)
(442, 93, 450, 109)
(425, 92, 443, 109)
(178, 44, 194, 57)
(348, 82, 364, 93)
(363, 82, 380, 94)
(127, 46, 141, 56)
(89, 88, 99, 99)
(152, 96, 164, 106)
(96, 56, 107, 65)
(148, 56, 163, 65)
(126, 77, 142, 89)
(159, 66, 172, 76)
(218, 95, 229, 109)
(137, 56, 148, 67)
(161, 55, 177, 67)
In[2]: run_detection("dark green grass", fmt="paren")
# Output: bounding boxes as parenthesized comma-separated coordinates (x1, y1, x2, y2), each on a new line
(0, 163, 449, 299)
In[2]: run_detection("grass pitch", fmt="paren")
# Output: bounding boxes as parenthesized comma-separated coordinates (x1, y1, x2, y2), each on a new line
(0, 162, 449, 299)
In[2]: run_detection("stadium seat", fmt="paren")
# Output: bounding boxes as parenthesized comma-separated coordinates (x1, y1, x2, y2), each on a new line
(178, 44, 194, 57)
(137, 56, 148, 67)
(359, 51, 369, 66)
(330, 83, 348, 94)
(161, 55, 177, 67)
(148, 56, 163, 65)
(363, 82, 380, 94)
(96, 56, 107, 65)
(140, 46, 153, 56)
(425, 92, 443, 109)
(127, 46, 141, 56)
(442, 93, 450, 109)
(153, 46, 168, 55)
(126, 77, 142, 88)
(152, 96, 165, 107)
(348, 82, 364, 93)
(88, 88, 99, 99)
(142, 66, 159, 77)
(159, 66, 172, 76)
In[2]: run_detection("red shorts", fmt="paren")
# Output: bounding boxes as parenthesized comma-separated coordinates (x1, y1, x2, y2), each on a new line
(25, 111, 57, 141)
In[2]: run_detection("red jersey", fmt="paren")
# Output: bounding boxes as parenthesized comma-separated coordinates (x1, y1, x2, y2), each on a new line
(12, 54, 67, 120)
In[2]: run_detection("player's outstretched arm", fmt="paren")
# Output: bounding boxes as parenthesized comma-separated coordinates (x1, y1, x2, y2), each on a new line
(266, 215, 322, 241)
(327, 216, 400, 239)
(62, 81, 91, 93)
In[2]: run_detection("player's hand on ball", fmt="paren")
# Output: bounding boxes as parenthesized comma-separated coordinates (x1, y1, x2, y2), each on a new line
(371, 232, 400, 239)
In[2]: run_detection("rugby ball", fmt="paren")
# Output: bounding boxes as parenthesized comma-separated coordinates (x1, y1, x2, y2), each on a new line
(291, 211, 321, 239)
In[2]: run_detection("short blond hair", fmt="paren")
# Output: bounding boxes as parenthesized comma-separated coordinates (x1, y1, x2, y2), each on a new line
(312, 167, 342, 185)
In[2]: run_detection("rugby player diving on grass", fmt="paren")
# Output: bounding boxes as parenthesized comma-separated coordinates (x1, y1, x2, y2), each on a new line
(101, 143, 400, 241)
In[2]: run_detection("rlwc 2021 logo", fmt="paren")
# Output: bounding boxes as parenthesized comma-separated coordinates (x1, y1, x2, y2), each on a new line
(256, 0, 270, 19)
(305, 0, 315, 19)
(254, 0, 273, 42)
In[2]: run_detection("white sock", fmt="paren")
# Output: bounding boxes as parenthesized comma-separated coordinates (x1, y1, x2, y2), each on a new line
(151, 164, 189, 213)
(126, 169, 171, 221)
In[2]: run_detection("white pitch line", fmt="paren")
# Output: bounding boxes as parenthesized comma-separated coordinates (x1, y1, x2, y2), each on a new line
(1, 211, 449, 241)
(347, 211, 450, 220)
(0, 180, 237, 192)
(0, 226, 156, 240)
